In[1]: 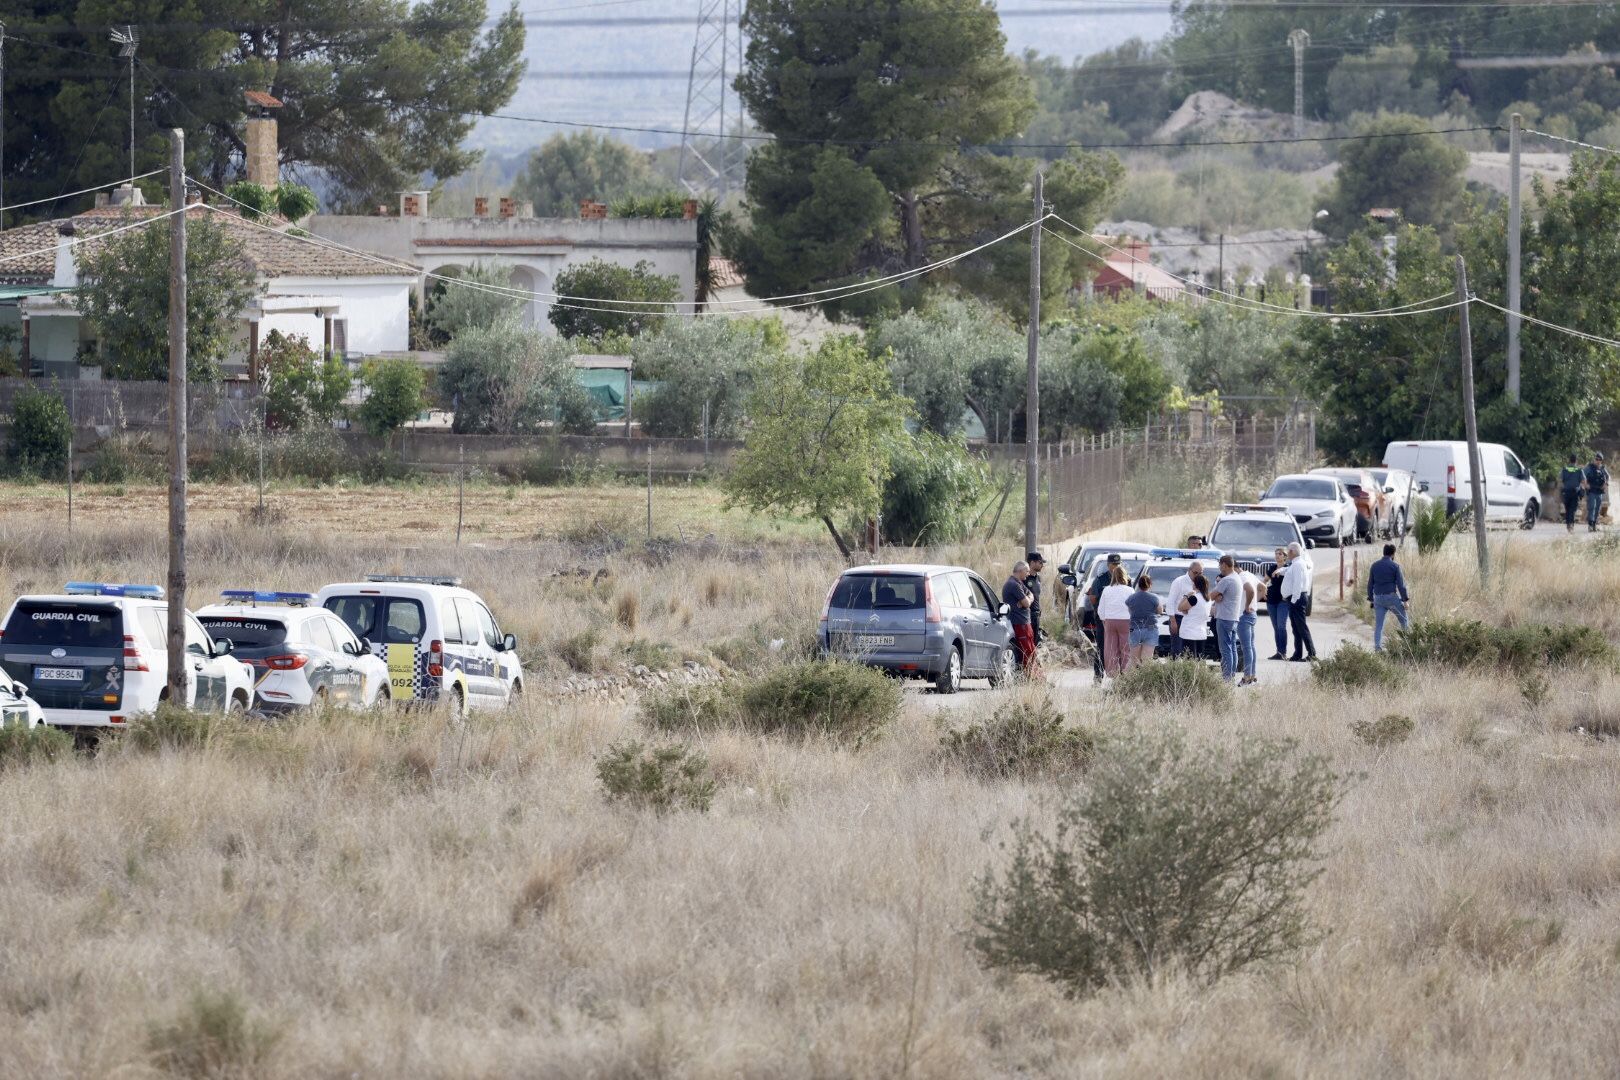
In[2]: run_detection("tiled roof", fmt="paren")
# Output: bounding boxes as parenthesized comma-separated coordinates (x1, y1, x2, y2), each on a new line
(710, 256, 745, 290)
(0, 222, 59, 285)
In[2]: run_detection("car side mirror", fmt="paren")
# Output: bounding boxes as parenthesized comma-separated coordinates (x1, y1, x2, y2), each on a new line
(995, 604, 1010, 619)
(502, 633, 517, 653)
(1418, 481, 1431, 492)
(211, 639, 234, 657)
(358, 637, 373, 653)
(341, 640, 358, 656)
(1059, 572, 1077, 588)
(1383, 486, 1395, 494)
(1304, 539, 1315, 550)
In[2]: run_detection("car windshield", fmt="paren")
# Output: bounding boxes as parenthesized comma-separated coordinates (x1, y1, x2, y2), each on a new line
(1367, 470, 1390, 485)
(1267, 478, 1336, 500)
(830, 574, 924, 610)
(2, 601, 122, 648)
(1210, 520, 1298, 548)
(197, 615, 287, 648)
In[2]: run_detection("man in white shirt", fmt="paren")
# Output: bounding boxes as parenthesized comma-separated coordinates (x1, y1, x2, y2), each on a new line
(1166, 560, 1203, 659)
(1281, 543, 1317, 662)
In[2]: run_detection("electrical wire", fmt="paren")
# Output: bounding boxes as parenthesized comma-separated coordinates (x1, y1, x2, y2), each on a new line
(0, 168, 165, 217)
(1472, 295, 1620, 350)
(1521, 128, 1620, 156)
(0, 205, 188, 265)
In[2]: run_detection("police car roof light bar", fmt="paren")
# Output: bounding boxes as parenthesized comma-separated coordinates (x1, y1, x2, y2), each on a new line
(64, 582, 166, 598)
(220, 589, 315, 607)
(1221, 503, 1285, 513)
(1147, 548, 1225, 561)
(364, 574, 462, 587)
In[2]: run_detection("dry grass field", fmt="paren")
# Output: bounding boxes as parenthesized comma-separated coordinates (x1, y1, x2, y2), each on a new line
(2, 485, 1619, 1078)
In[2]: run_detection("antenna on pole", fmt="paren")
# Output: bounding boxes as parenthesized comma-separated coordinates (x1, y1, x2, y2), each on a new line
(111, 25, 139, 179)
(678, 0, 744, 198)
(1287, 29, 1310, 140)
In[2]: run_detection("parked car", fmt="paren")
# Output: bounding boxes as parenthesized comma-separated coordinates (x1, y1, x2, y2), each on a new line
(316, 575, 525, 714)
(1205, 505, 1308, 614)
(1136, 557, 1220, 661)
(1311, 467, 1387, 542)
(819, 564, 1016, 694)
(197, 591, 392, 714)
(1058, 541, 1156, 626)
(0, 674, 46, 730)
(1367, 467, 1420, 538)
(1258, 474, 1358, 547)
(0, 583, 253, 732)
(1382, 440, 1541, 528)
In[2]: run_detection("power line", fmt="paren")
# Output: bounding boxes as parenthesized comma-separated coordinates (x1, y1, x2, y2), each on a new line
(1521, 128, 1620, 155)
(1, 169, 164, 216)
(1472, 295, 1620, 350)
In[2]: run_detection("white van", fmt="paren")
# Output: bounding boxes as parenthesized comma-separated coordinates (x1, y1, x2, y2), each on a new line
(1383, 441, 1541, 528)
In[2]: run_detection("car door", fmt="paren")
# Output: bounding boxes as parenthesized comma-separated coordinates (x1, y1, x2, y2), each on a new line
(1476, 445, 1514, 518)
(1501, 448, 1536, 516)
(453, 598, 498, 703)
(473, 602, 514, 700)
(322, 615, 371, 704)
(184, 614, 229, 712)
(302, 616, 348, 705)
(947, 572, 989, 672)
(970, 574, 1009, 670)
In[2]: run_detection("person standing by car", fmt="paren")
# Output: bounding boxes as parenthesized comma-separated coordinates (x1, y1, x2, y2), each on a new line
(1125, 575, 1162, 670)
(1085, 553, 1122, 683)
(1266, 546, 1290, 661)
(1238, 562, 1261, 686)
(1283, 542, 1317, 662)
(1585, 453, 1609, 532)
(1562, 455, 1587, 533)
(1098, 565, 1135, 678)
(1026, 552, 1047, 644)
(1209, 556, 1248, 683)
(1003, 562, 1037, 675)
(1176, 574, 1212, 657)
(1368, 543, 1411, 651)
(1166, 559, 1203, 659)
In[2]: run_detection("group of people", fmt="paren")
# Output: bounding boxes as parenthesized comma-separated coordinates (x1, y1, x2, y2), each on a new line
(1559, 453, 1610, 533)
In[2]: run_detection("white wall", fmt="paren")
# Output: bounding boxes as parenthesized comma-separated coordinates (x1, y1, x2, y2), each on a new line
(264, 277, 413, 354)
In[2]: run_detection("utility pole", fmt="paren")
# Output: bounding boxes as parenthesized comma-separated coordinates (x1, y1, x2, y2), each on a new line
(1024, 169, 1044, 552)
(1217, 233, 1225, 293)
(1456, 255, 1490, 585)
(112, 26, 140, 180)
(1507, 111, 1523, 404)
(1288, 29, 1310, 139)
(1, 21, 7, 229)
(167, 129, 189, 701)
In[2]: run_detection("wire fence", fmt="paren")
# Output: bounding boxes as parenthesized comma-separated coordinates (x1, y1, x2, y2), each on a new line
(0, 378, 264, 434)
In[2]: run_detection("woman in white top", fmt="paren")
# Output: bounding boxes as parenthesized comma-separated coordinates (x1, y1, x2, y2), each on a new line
(1177, 574, 1212, 650)
(1098, 565, 1136, 677)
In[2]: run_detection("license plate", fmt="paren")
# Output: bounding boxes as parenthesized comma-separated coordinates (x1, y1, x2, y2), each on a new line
(859, 635, 896, 646)
(34, 666, 83, 681)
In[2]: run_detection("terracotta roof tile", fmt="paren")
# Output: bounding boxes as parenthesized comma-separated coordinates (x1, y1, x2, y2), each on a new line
(0, 222, 59, 285)
(710, 256, 744, 289)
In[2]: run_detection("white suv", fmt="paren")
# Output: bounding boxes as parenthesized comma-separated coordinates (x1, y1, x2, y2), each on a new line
(0, 583, 254, 730)
(197, 591, 391, 714)
(315, 576, 524, 713)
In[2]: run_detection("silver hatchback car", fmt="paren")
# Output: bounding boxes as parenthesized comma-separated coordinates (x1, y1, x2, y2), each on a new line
(818, 564, 1017, 694)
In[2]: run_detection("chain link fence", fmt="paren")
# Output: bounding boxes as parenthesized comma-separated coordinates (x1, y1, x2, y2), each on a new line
(0, 378, 263, 435)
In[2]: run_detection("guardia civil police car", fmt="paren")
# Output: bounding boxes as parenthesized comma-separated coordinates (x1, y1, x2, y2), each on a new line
(0, 673, 46, 730)
(0, 583, 254, 730)
(315, 576, 524, 713)
(196, 591, 391, 714)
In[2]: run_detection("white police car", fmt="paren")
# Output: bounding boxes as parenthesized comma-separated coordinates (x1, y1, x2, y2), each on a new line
(0, 583, 254, 730)
(315, 575, 524, 713)
(196, 591, 392, 714)
(0, 673, 46, 730)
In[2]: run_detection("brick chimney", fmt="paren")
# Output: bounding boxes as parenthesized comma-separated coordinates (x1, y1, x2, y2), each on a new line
(243, 90, 284, 188)
(499, 196, 518, 218)
(474, 196, 489, 217)
(579, 199, 607, 220)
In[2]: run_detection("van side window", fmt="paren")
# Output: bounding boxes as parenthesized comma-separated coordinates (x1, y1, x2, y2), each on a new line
(453, 599, 484, 649)
(184, 614, 212, 656)
(440, 600, 464, 644)
(1504, 451, 1526, 479)
(475, 604, 501, 649)
(140, 608, 166, 647)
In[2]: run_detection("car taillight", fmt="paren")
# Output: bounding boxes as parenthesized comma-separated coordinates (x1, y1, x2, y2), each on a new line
(428, 639, 444, 677)
(1446, 464, 1456, 495)
(122, 634, 149, 672)
(924, 577, 941, 624)
(265, 653, 309, 670)
(819, 581, 837, 622)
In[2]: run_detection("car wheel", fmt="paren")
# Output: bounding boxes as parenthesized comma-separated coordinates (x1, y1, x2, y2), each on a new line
(375, 684, 393, 709)
(1522, 500, 1539, 530)
(228, 692, 248, 715)
(987, 645, 1017, 688)
(933, 646, 962, 695)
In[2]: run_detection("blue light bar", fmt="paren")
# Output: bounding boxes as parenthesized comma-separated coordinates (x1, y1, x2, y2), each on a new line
(220, 589, 313, 607)
(1148, 548, 1225, 561)
(63, 582, 165, 598)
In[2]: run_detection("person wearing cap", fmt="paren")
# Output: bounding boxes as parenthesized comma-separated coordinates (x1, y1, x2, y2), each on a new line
(1085, 553, 1122, 683)
(1561, 454, 1586, 533)
(1025, 552, 1047, 644)
(1584, 453, 1609, 532)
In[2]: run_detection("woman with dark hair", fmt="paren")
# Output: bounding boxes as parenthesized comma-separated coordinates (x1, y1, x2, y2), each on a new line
(1177, 573, 1212, 656)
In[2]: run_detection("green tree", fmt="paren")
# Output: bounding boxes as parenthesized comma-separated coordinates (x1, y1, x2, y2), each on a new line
(426, 263, 524, 342)
(74, 213, 257, 382)
(1135, 304, 1301, 410)
(515, 132, 662, 217)
(867, 297, 1024, 437)
(8, 386, 71, 475)
(357, 357, 427, 438)
(224, 181, 320, 222)
(1325, 113, 1468, 238)
(881, 431, 990, 546)
(631, 317, 782, 438)
(3, 0, 525, 216)
(440, 316, 597, 435)
(725, 336, 909, 557)
(549, 259, 680, 341)
(260, 330, 351, 430)
(1324, 45, 1438, 123)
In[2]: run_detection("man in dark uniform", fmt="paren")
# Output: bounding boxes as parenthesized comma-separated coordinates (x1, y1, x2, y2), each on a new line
(1025, 552, 1046, 644)
(1561, 455, 1586, 533)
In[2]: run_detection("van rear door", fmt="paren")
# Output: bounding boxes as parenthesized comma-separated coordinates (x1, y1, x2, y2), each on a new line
(0, 600, 126, 711)
(825, 573, 927, 658)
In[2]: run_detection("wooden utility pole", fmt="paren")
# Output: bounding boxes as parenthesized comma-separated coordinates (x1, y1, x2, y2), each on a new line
(1024, 169, 1043, 552)
(1507, 111, 1523, 404)
(166, 129, 189, 701)
(1456, 256, 1490, 585)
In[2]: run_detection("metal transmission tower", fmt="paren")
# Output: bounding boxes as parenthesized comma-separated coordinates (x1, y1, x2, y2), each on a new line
(678, 0, 745, 198)
(111, 25, 139, 178)
(1287, 29, 1309, 139)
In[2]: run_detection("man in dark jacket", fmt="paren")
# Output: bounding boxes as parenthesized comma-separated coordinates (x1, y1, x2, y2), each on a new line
(1367, 544, 1410, 651)
(1584, 453, 1609, 532)
(1026, 552, 1046, 644)
(1561, 455, 1586, 532)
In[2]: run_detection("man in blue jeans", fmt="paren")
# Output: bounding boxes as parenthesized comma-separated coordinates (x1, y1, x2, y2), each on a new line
(1584, 453, 1609, 532)
(1209, 556, 1247, 682)
(1368, 543, 1410, 651)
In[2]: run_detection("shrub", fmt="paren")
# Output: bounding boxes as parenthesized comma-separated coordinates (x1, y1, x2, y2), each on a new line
(972, 728, 1339, 996)
(357, 357, 426, 438)
(596, 740, 715, 813)
(638, 681, 732, 732)
(942, 695, 1096, 779)
(1388, 618, 1614, 670)
(146, 989, 279, 1078)
(738, 660, 902, 744)
(123, 704, 238, 754)
(1110, 659, 1231, 708)
(0, 722, 74, 766)
(557, 628, 605, 673)
(1350, 713, 1415, 748)
(8, 386, 71, 475)
(1312, 644, 1406, 691)
(1413, 499, 1465, 555)
(880, 431, 991, 546)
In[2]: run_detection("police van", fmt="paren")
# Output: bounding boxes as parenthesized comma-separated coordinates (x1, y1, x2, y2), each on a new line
(315, 576, 524, 713)
(196, 590, 391, 714)
(0, 583, 254, 730)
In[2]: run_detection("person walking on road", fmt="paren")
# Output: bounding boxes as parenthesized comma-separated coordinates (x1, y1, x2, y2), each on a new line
(1283, 542, 1317, 662)
(1003, 562, 1037, 676)
(1085, 553, 1121, 683)
(1209, 556, 1247, 683)
(1166, 559, 1203, 659)
(1176, 573, 1212, 658)
(1238, 562, 1261, 686)
(1266, 546, 1290, 660)
(1098, 564, 1135, 678)
(1584, 453, 1609, 532)
(1125, 574, 1162, 670)
(1561, 455, 1586, 533)
(1368, 543, 1411, 652)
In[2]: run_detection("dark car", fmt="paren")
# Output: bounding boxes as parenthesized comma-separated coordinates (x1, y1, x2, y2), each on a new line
(819, 564, 1016, 694)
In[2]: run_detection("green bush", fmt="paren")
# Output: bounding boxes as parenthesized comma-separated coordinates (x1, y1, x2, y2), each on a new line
(972, 728, 1339, 996)
(941, 694, 1096, 779)
(0, 722, 74, 766)
(880, 431, 991, 546)
(1412, 499, 1465, 555)
(357, 356, 426, 437)
(8, 386, 71, 475)
(1350, 713, 1414, 748)
(146, 989, 280, 1079)
(1311, 644, 1406, 691)
(638, 681, 733, 733)
(1388, 618, 1614, 670)
(1110, 659, 1232, 708)
(739, 660, 903, 744)
(83, 437, 162, 484)
(596, 739, 715, 813)
(123, 704, 240, 753)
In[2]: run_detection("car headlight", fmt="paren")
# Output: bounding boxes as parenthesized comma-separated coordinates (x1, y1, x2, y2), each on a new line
(1313, 509, 1333, 519)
